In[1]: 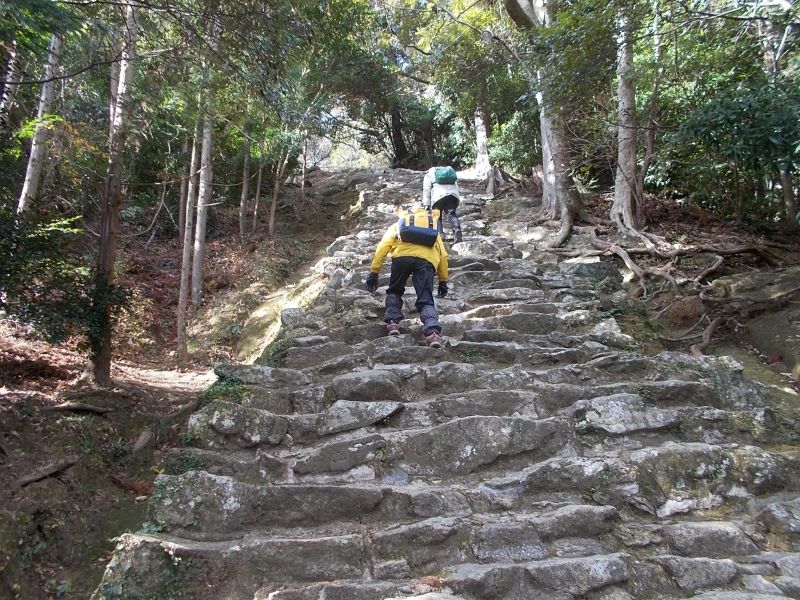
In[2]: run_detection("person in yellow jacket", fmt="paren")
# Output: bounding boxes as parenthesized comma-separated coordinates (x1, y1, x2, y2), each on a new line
(364, 208, 449, 348)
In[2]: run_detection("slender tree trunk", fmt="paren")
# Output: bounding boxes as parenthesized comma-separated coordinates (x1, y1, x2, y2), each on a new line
(733, 160, 743, 225)
(178, 136, 190, 237)
(190, 110, 214, 305)
(17, 34, 62, 214)
(268, 149, 290, 238)
(780, 167, 799, 230)
(189, 16, 220, 305)
(176, 128, 200, 362)
(0, 41, 21, 130)
(90, 7, 137, 385)
(251, 160, 264, 235)
(610, 15, 639, 234)
(474, 107, 491, 179)
(108, 24, 121, 146)
(239, 131, 251, 239)
(300, 136, 307, 204)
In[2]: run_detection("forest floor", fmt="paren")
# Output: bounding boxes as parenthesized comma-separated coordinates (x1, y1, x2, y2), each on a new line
(1, 179, 799, 599)
(0, 180, 351, 599)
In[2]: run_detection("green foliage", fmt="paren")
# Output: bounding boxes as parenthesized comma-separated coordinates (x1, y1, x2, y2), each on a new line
(202, 378, 245, 405)
(680, 83, 799, 173)
(260, 337, 298, 368)
(489, 107, 541, 175)
(662, 81, 800, 220)
(0, 204, 97, 343)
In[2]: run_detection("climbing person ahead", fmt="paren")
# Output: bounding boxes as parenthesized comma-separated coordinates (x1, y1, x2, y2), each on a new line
(422, 166, 462, 243)
(364, 206, 449, 349)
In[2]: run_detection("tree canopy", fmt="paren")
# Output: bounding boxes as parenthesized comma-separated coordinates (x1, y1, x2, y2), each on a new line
(1, 0, 798, 362)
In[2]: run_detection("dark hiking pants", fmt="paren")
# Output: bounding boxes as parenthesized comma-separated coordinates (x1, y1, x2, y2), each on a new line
(384, 256, 441, 335)
(432, 195, 461, 238)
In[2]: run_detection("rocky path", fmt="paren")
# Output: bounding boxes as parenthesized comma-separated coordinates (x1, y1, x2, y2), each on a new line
(94, 170, 800, 600)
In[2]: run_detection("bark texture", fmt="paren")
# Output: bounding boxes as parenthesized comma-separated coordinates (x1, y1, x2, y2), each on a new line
(90, 8, 136, 385)
(17, 34, 61, 214)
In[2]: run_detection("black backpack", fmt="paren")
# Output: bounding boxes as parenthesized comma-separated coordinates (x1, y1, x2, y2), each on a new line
(397, 209, 440, 247)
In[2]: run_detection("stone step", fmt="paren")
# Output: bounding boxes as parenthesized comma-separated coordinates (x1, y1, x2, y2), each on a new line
(289, 415, 573, 479)
(149, 472, 474, 536)
(565, 393, 778, 445)
(103, 504, 623, 598)
(480, 443, 800, 518)
(91, 532, 370, 599)
(446, 553, 630, 599)
(256, 581, 406, 600)
(369, 505, 618, 575)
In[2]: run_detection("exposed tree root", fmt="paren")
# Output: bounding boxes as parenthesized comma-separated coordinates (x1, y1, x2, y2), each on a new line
(17, 455, 79, 488)
(43, 401, 113, 415)
(690, 317, 725, 356)
(546, 222, 798, 355)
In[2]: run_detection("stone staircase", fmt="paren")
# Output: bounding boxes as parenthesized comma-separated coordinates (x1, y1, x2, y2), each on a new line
(93, 170, 800, 600)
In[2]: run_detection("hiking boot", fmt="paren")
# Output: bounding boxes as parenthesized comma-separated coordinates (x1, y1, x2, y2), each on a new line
(425, 331, 442, 349)
(387, 322, 401, 336)
(454, 230, 463, 243)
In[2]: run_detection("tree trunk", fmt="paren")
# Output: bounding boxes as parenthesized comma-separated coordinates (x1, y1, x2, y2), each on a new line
(268, 149, 290, 238)
(189, 15, 220, 305)
(300, 136, 307, 204)
(176, 135, 200, 361)
(251, 160, 264, 235)
(635, 0, 663, 215)
(545, 107, 580, 247)
(108, 21, 121, 146)
(17, 33, 62, 214)
(178, 135, 190, 237)
(390, 105, 410, 166)
(503, 0, 582, 244)
(780, 167, 799, 230)
(190, 110, 214, 305)
(0, 41, 21, 130)
(538, 101, 558, 219)
(239, 131, 251, 239)
(90, 8, 137, 385)
(176, 120, 200, 361)
(610, 15, 639, 234)
(474, 108, 491, 179)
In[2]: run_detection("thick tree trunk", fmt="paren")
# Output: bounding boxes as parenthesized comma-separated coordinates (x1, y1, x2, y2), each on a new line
(239, 132, 251, 239)
(0, 41, 21, 130)
(190, 111, 214, 305)
(538, 102, 558, 219)
(503, 0, 581, 245)
(474, 108, 491, 178)
(390, 105, 410, 166)
(176, 122, 200, 362)
(610, 16, 639, 234)
(17, 34, 61, 214)
(545, 108, 581, 247)
(268, 150, 290, 238)
(635, 0, 663, 217)
(90, 8, 137, 385)
(780, 167, 799, 230)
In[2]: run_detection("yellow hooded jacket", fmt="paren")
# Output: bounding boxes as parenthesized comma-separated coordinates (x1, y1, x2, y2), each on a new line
(370, 211, 449, 282)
